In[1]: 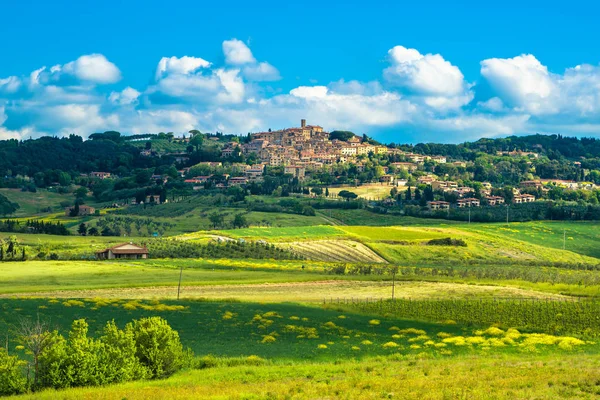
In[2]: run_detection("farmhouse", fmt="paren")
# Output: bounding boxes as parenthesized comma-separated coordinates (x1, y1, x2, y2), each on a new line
(96, 243, 149, 260)
(427, 201, 450, 211)
(457, 198, 480, 208)
(64, 205, 95, 216)
(513, 194, 536, 204)
(485, 195, 505, 206)
(89, 172, 111, 179)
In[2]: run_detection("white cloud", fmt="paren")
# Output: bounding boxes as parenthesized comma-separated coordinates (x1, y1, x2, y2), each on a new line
(5, 43, 600, 142)
(384, 46, 468, 97)
(289, 86, 329, 99)
(383, 46, 472, 110)
(428, 113, 531, 140)
(109, 87, 141, 105)
(215, 69, 245, 104)
(0, 76, 21, 93)
(280, 86, 416, 129)
(223, 39, 256, 65)
(155, 56, 211, 80)
(477, 97, 506, 112)
(61, 54, 122, 84)
(242, 62, 280, 81)
(480, 54, 555, 114)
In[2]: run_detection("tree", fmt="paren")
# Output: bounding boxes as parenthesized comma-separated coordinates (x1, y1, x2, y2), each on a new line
(190, 135, 203, 152)
(0, 349, 27, 395)
(209, 213, 225, 229)
(232, 214, 248, 229)
(405, 186, 412, 201)
(0, 194, 19, 216)
(310, 187, 323, 196)
(88, 227, 99, 236)
(329, 131, 356, 141)
(78, 223, 87, 236)
(69, 203, 79, 217)
(325, 187, 330, 197)
(338, 190, 358, 201)
(128, 317, 183, 379)
(6, 235, 17, 258)
(18, 316, 55, 390)
(74, 187, 88, 200)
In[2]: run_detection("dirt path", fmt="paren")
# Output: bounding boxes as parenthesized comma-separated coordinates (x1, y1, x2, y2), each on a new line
(1, 280, 569, 303)
(316, 211, 347, 226)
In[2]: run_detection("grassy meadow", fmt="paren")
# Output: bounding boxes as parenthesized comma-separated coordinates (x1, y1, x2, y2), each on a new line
(3, 192, 600, 398)
(18, 354, 600, 400)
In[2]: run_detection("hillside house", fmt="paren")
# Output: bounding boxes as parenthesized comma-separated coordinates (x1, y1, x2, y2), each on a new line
(228, 177, 248, 186)
(391, 162, 418, 172)
(89, 172, 111, 179)
(457, 198, 481, 207)
(380, 175, 395, 184)
(284, 165, 306, 180)
(145, 195, 161, 204)
(64, 205, 96, 216)
(432, 181, 458, 191)
(513, 194, 536, 204)
(96, 243, 149, 260)
(427, 201, 450, 211)
(485, 196, 505, 206)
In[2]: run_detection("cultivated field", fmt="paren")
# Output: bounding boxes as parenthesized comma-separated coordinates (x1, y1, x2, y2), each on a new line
(2, 218, 600, 398)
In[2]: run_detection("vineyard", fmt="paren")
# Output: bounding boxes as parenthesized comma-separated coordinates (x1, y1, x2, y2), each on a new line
(282, 240, 387, 263)
(330, 297, 600, 337)
(146, 239, 302, 260)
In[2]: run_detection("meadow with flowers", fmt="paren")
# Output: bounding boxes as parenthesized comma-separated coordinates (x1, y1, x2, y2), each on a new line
(2, 220, 600, 398)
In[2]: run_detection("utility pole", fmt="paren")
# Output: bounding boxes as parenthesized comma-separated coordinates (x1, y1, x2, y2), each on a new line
(391, 270, 396, 301)
(177, 265, 183, 300)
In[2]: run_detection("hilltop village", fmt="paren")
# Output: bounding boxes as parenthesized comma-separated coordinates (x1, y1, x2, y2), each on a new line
(166, 120, 593, 211)
(1, 122, 600, 225)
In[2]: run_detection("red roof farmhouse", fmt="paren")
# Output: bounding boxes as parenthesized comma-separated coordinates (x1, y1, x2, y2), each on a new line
(96, 243, 149, 260)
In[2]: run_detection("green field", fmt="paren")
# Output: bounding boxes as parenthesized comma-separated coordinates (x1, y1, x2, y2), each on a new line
(18, 354, 600, 400)
(3, 216, 600, 398)
(0, 189, 85, 217)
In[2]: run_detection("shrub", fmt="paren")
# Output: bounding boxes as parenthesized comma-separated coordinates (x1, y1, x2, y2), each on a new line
(128, 317, 184, 378)
(426, 237, 467, 247)
(0, 349, 27, 395)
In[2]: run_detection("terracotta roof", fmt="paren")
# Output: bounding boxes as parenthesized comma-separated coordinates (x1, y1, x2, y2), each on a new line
(96, 243, 149, 255)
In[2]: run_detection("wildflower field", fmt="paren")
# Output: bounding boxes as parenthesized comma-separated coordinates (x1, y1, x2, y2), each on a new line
(2, 220, 600, 398)
(2, 298, 598, 362)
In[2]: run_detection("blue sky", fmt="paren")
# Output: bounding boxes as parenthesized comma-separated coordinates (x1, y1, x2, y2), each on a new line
(1, 0, 600, 143)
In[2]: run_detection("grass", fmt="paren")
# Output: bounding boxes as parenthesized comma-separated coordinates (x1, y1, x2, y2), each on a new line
(464, 221, 600, 259)
(281, 240, 387, 263)
(5, 280, 567, 302)
(17, 354, 600, 400)
(218, 225, 344, 241)
(0, 188, 85, 217)
(2, 299, 596, 360)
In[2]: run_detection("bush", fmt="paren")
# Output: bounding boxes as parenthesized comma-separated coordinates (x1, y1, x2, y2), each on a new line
(0, 349, 27, 395)
(36, 317, 182, 391)
(426, 238, 467, 247)
(128, 317, 184, 378)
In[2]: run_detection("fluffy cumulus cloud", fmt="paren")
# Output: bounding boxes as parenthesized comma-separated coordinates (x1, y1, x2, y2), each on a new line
(384, 46, 473, 111)
(223, 39, 256, 65)
(480, 54, 556, 114)
(155, 56, 211, 80)
(3, 41, 600, 142)
(34, 54, 122, 86)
